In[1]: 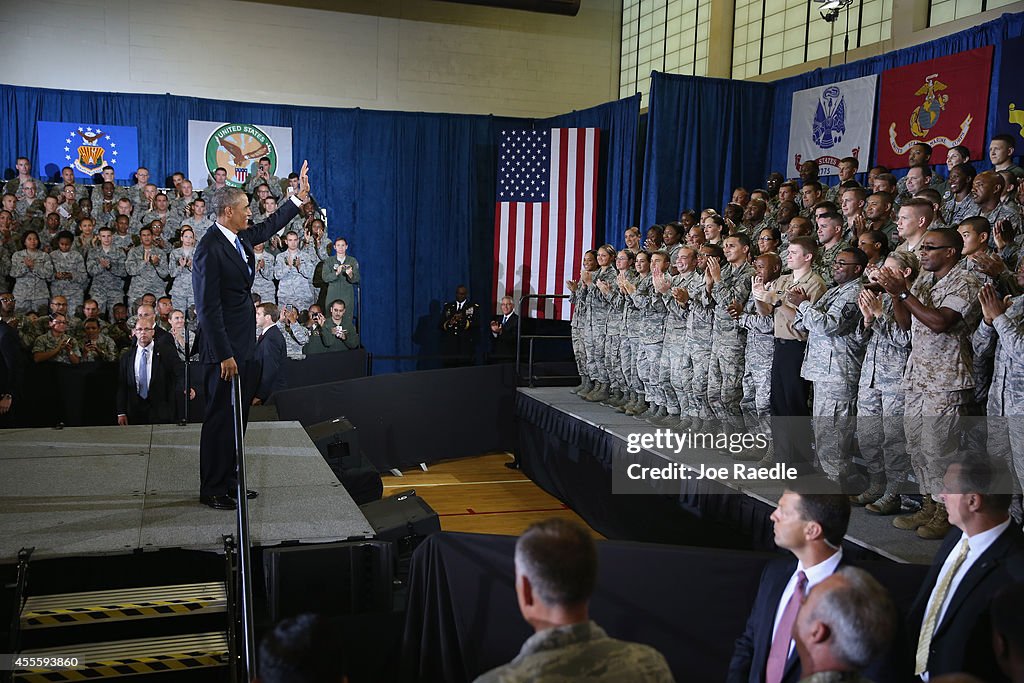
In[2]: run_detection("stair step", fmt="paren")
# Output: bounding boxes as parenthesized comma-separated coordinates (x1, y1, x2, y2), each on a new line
(14, 631, 229, 681)
(21, 583, 226, 629)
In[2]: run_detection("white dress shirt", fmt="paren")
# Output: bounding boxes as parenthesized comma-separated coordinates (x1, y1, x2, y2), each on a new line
(771, 549, 844, 656)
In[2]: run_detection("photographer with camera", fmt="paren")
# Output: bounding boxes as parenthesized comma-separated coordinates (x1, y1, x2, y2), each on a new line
(305, 299, 360, 355)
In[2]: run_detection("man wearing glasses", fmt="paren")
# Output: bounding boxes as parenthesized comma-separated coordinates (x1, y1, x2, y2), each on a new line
(877, 228, 983, 540)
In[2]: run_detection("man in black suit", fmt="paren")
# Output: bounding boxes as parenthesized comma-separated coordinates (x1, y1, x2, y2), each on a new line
(193, 161, 310, 510)
(116, 320, 176, 425)
(0, 310, 23, 427)
(909, 458, 1024, 681)
(251, 302, 286, 407)
(489, 295, 519, 362)
(729, 479, 851, 683)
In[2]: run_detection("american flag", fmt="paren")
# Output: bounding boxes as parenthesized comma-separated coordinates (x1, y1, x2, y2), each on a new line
(493, 128, 599, 319)
(235, 167, 249, 182)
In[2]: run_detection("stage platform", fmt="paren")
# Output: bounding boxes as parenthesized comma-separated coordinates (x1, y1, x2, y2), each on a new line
(0, 422, 375, 563)
(516, 387, 939, 565)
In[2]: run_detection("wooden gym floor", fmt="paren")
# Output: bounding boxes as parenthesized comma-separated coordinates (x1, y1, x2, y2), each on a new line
(382, 453, 601, 538)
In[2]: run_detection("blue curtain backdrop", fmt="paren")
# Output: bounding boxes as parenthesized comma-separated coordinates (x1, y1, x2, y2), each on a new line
(540, 94, 641, 245)
(767, 11, 1024, 183)
(640, 72, 775, 228)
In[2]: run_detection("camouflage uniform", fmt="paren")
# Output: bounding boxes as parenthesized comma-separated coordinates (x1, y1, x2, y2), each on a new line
(854, 296, 912, 490)
(619, 273, 644, 399)
(90, 184, 127, 207)
(139, 209, 182, 235)
(274, 250, 316, 311)
(31, 332, 81, 364)
(600, 275, 628, 397)
(244, 174, 284, 198)
(472, 621, 673, 683)
(86, 246, 127, 315)
(48, 249, 89, 312)
(79, 332, 119, 362)
(895, 173, 943, 208)
(167, 247, 196, 312)
(814, 241, 850, 287)
(737, 292, 776, 436)
(189, 217, 215, 243)
(583, 266, 617, 385)
(279, 320, 310, 360)
(903, 259, 983, 496)
(941, 193, 980, 226)
(125, 246, 169, 304)
(655, 272, 689, 418)
(10, 249, 53, 314)
(252, 252, 278, 305)
(681, 273, 716, 420)
(111, 231, 136, 253)
(667, 269, 706, 419)
(4, 177, 49, 200)
(570, 288, 589, 381)
(629, 273, 666, 410)
(705, 262, 754, 431)
(982, 202, 1022, 235)
(973, 295, 1024, 498)
(795, 278, 866, 481)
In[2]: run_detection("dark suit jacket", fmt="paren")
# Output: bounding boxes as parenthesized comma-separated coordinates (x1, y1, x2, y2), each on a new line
(0, 320, 23, 399)
(116, 343, 177, 423)
(193, 201, 300, 365)
(907, 523, 1024, 681)
(254, 324, 287, 402)
(490, 312, 519, 359)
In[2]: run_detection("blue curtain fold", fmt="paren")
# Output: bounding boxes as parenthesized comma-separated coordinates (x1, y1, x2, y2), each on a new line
(767, 11, 1024, 179)
(540, 95, 641, 245)
(640, 72, 775, 228)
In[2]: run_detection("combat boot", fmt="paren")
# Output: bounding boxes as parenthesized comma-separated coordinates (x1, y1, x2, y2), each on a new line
(603, 388, 625, 407)
(849, 474, 886, 506)
(637, 403, 660, 420)
(585, 382, 609, 402)
(893, 496, 935, 531)
(626, 393, 647, 416)
(916, 502, 951, 540)
(573, 376, 593, 396)
(865, 473, 906, 515)
(615, 391, 635, 413)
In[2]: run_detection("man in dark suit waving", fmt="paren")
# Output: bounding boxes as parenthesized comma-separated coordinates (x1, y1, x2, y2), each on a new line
(908, 457, 1024, 681)
(729, 479, 851, 683)
(193, 161, 310, 510)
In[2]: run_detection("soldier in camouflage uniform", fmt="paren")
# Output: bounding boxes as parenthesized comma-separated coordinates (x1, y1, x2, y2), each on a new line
(877, 228, 983, 540)
(941, 164, 979, 226)
(676, 244, 719, 425)
(251, 241, 278, 306)
(623, 251, 669, 420)
(739, 199, 770, 242)
(705, 234, 754, 434)
(139, 194, 183, 236)
(126, 226, 169, 305)
(10, 231, 54, 314)
(580, 245, 618, 402)
(111, 215, 136, 253)
(651, 246, 699, 425)
(473, 519, 674, 683)
(275, 231, 317, 313)
(975, 282, 1024, 515)
(31, 313, 81, 365)
(814, 213, 850, 286)
(278, 306, 311, 360)
(973, 170, 1022, 238)
(894, 144, 944, 207)
(168, 228, 197, 313)
(78, 317, 119, 362)
(87, 227, 127, 316)
(595, 249, 634, 406)
(850, 252, 917, 513)
(619, 251, 648, 414)
(792, 248, 867, 485)
(568, 250, 598, 395)
(825, 156, 861, 204)
(49, 232, 89, 313)
(187, 198, 215, 242)
(244, 158, 284, 199)
(3, 158, 48, 200)
(733, 252, 781, 447)
(90, 167, 128, 207)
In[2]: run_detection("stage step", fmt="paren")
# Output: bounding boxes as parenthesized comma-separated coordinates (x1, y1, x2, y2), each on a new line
(21, 582, 227, 629)
(14, 631, 229, 681)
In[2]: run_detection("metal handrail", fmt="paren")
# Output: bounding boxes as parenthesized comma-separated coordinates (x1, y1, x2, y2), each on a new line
(222, 535, 238, 683)
(230, 376, 256, 680)
(514, 294, 574, 387)
(5, 547, 34, 683)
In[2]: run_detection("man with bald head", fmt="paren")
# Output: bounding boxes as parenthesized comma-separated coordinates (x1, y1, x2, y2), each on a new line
(973, 170, 1021, 235)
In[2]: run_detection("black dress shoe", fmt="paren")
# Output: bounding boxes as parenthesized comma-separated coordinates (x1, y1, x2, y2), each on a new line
(227, 489, 259, 500)
(505, 461, 520, 470)
(200, 494, 237, 510)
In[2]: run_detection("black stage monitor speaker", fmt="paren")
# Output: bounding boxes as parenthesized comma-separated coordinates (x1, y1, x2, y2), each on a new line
(359, 491, 441, 544)
(264, 540, 395, 623)
(305, 416, 383, 504)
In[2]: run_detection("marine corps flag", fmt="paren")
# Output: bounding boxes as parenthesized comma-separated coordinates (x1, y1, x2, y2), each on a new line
(876, 46, 993, 168)
(995, 36, 1024, 150)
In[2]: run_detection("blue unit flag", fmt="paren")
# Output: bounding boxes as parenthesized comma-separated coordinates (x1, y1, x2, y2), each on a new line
(36, 121, 140, 181)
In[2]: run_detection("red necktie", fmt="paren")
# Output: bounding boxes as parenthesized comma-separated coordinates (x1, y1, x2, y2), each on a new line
(765, 570, 807, 683)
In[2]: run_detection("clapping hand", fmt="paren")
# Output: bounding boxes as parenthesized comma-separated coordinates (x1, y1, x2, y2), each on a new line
(979, 282, 1010, 324)
(787, 287, 809, 307)
(875, 266, 909, 299)
(858, 289, 882, 322)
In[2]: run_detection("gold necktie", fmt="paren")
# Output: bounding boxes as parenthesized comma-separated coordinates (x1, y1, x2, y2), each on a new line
(915, 538, 970, 675)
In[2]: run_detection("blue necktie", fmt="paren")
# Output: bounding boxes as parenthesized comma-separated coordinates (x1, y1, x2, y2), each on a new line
(234, 236, 252, 276)
(138, 347, 149, 400)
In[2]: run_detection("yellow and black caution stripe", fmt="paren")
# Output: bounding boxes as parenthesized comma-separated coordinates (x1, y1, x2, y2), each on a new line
(15, 632, 228, 682)
(22, 583, 226, 628)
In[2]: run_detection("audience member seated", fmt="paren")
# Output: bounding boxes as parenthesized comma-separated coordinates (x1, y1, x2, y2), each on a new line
(473, 518, 674, 683)
(304, 299, 360, 354)
(256, 613, 346, 683)
(992, 581, 1024, 683)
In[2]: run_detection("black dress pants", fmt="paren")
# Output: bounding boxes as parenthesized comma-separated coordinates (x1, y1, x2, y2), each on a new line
(200, 360, 257, 497)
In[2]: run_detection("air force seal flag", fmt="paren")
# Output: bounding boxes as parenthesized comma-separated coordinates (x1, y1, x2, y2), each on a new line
(788, 75, 877, 177)
(36, 121, 139, 181)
